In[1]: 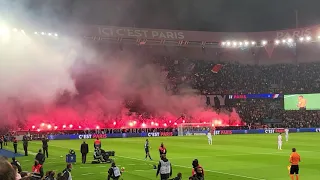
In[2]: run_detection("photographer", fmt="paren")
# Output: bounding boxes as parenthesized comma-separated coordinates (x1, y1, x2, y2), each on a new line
(192, 159, 204, 176)
(107, 162, 121, 180)
(189, 167, 204, 180)
(11, 157, 22, 173)
(35, 149, 45, 165)
(156, 154, 172, 180)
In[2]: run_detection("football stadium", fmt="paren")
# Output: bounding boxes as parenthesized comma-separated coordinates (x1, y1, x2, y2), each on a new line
(1, 1, 320, 180)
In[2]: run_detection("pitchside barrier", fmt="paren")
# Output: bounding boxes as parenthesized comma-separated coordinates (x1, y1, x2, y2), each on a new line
(46, 128, 320, 140)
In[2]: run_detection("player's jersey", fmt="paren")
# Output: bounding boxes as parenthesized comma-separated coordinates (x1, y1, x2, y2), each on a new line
(144, 141, 150, 151)
(278, 135, 282, 142)
(207, 133, 212, 139)
(285, 129, 289, 135)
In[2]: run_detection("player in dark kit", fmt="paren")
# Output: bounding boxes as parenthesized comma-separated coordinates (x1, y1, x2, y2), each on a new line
(13, 137, 18, 153)
(144, 139, 152, 160)
(42, 137, 49, 158)
(23, 135, 28, 156)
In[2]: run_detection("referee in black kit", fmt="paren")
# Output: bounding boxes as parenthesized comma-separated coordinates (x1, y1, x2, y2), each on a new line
(80, 141, 89, 164)
(42, 137, 49, 158)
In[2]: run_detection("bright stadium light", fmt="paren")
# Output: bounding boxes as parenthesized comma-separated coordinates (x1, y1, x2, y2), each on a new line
(41, 32, 45, 35)
(34, 32, 38, 35)
(287, 38, 293, 43)
(306, 36, 311, 41)
(0, 25, 9, 36)
(282, 39, 286, 43)
(251, 41, 256, 45)
(244, 41, 249, 46)
(275, 40, 280, 45)
(299, 37, 304, 42)
(239, 42, 243, 46)
(54, 33, 58, 37)
(221, 42, 226, 46)
(261, 40, 267, 46)
(47, 124, 52, 129)
(141, 123, 146, 127)
(54, 126, 58, 129)
(113, 121, 116, 125)
(32, 125, 36, 129)
(48, 33, 52, 36)
(318, 35, 320, 39)
(232, 41, 237, 47)
(174, 122, 177, 125)
(226, 41, 231, 47)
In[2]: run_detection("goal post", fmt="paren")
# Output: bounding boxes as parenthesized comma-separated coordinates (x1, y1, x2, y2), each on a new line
(177, 123, 214, 136)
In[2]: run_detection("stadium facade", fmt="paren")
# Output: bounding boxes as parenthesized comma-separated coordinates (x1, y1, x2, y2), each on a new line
(66, 24, 320, 64)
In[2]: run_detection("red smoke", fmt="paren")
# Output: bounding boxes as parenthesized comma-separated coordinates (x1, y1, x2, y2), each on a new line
(0, 37, 243, 130)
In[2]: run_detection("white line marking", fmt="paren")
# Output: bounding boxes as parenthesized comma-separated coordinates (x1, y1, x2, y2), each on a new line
(117, 155, 266, 180)
(81, 173, 95, 176)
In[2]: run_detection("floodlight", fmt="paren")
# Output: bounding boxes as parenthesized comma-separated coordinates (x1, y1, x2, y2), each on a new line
(232, 41, 237, 46)
(54, 33, 58, 37)
(299, 37, 304, 41)
(261, 40, 267, 45)
(306, 36, 311, 41)
(226, 41, 231, 46)
(275, 40, 280, 45)
(251, 41, 256, 45)
(287, 38, 293, 43)
(282, 39, 286, 43)
(221, 42, 226, 46)
(244, 41, 249, 46)
(48, 33, 52, 36)
(239, 42, 243, 46)
(0, 28, 9, 37)
(41, 32, 45, 35)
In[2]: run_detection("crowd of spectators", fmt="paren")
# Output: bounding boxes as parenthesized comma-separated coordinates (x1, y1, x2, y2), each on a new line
(155, 56, 320, 128)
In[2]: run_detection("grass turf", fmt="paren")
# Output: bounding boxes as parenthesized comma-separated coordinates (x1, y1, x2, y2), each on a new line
(4, 133, 320, 180)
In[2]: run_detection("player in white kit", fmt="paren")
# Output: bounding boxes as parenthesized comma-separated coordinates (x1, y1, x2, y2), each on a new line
(207, 132, 212, 145)
(285, 128, 289, 142)
(278, 133, 283, 150)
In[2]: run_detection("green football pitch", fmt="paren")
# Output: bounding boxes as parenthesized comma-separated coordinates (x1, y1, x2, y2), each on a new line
(5, 133, 320, 180)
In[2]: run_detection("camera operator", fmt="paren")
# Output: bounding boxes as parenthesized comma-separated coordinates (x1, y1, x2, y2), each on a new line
(35, 149, 45, 165)
(61, 163, 73, 180)
(31, 160, 44, 180)
(11, 157, 22, 173)
(156, 154, 172, 180)
(107, 162, 121, 180)
(192, 159, 204, 176)
(189, 167, 204, 180)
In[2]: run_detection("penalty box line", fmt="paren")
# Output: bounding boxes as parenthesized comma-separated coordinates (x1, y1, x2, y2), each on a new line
(116, 155, 266, 180)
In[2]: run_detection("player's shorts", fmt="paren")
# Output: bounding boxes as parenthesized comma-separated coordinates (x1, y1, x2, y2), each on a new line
(145, 148, 149, 153)
(290, 165, 299, 175)
(278, 141, 282, 145)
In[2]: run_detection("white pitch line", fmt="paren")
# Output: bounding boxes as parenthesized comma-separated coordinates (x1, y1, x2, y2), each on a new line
(116, 155, 266, 180)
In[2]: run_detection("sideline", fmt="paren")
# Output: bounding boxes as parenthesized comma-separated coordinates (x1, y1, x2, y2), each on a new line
(116, 155, 266, 180)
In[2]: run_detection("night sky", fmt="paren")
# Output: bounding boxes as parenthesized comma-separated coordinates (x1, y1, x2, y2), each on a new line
(2, 0, 320, 32)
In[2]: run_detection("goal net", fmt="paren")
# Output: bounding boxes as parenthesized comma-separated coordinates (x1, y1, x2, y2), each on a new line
(177, 123, 214, 136)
